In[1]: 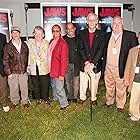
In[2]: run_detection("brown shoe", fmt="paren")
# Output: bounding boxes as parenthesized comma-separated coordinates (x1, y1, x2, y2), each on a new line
(117, 108, 124, 113)
(23, 103, 30, 109)
(91, 100, 97, 106)
(10, 103, 17, 109)
(78, 99, 85, 105)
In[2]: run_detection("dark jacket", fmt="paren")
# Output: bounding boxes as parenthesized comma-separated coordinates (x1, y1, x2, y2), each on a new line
(102, 30, 138, 78)
(79, 28, 105, 73)
(3, 40, 29, 76)
(63, 34, 80, 76)
(0, 33, 6, 76)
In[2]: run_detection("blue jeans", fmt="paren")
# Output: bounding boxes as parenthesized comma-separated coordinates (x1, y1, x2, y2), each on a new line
(65, 64, 80, 99)
(51, 78, 68, 108)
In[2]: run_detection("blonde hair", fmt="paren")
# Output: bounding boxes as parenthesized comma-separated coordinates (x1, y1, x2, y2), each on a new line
(86, 12, 98, 21)
(33, 25, 45, 36)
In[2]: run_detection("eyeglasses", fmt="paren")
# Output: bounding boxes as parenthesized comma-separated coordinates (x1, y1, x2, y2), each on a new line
(87, 19, 97, 22)
(52, 30, 60, 32)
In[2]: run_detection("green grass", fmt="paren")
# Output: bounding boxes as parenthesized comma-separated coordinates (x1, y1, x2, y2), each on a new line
(0, 84, 140, 140)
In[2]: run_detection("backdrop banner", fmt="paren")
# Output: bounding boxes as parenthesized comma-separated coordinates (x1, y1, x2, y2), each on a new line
(41, 3, 67, 41)
(98, 4, 123, 32)
(71, 6, 95, 32)
(41, 3, 123, 39)
(0, 9, 11, 41)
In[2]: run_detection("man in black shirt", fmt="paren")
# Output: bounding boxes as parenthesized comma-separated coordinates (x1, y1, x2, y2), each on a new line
(63, 22, 80, 102)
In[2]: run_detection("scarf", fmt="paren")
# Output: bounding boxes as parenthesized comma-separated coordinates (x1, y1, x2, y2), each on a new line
(48, 39, 58, 71)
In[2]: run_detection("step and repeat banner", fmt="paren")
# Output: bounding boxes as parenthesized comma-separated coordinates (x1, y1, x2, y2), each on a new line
(41, 4, 67, 41)
(0, 9, 11, 41)
(41, 3, 123, 41)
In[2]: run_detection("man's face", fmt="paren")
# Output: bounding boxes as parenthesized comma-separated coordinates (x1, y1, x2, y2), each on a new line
(66, 23, 76, 37)
(11, 31, 20, 41)
(112, 17, 123, 34)
(87, 14, 98, 31)
(52, 26, 61, 39)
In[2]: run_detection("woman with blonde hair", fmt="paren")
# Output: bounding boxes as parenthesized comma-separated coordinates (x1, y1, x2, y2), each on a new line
(26, 26, 50, 105)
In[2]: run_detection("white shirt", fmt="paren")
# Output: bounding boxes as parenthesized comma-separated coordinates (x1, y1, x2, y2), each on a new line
(12, 39, 22, 53)
(112, 31, 122, 42)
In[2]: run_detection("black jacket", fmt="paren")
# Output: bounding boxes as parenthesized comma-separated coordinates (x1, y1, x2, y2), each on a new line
(78, 28, 105, 73)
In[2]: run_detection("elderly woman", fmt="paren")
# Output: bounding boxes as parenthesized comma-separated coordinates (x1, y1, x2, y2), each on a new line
(26, 26, 50, 105)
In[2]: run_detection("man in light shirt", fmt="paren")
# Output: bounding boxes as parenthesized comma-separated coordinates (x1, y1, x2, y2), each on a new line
(3, 26, 29, 109)
(103, 16, 138, 112)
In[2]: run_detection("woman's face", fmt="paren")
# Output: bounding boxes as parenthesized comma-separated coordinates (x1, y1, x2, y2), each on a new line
(34, 29, 44, 42)
(52, 26, 61, 40)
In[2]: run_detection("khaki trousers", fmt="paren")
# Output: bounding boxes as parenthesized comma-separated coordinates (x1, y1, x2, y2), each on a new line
(129, 82, 140, 120)
(8, 73, 29, 105)
(80, 71, 101, 101)
(105, 64, 126, 109)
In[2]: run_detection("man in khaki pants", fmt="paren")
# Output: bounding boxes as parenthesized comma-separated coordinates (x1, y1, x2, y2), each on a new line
(103, 16, 138, 112)
(78, 12, 105, 106)
(124, 45, 140, 121)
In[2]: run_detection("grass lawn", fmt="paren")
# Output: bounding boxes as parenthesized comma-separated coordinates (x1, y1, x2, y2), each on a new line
(0, 83, 140, 140)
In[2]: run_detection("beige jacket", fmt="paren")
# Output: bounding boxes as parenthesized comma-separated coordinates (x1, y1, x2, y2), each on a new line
(124, 46, 139, 92)
(26, 39, 49, 75)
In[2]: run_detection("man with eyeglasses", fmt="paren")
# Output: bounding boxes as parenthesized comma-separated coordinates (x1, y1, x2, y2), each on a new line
(78, 12, 105, 106)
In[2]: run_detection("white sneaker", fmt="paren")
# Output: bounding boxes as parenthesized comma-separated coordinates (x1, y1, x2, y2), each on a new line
(130, 116, 139, 121)
(3, 106, 10, 112)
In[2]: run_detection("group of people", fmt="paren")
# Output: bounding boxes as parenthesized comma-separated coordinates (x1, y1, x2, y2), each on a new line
(0, 12, 140, 121)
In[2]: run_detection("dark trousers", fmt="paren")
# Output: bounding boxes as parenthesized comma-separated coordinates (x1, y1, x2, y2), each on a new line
(31, 74, 50, 101)
(0, 75, 9, 106)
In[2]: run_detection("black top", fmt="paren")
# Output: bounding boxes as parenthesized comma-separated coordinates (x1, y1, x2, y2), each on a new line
(63, 34, 80, 76)
(63, 36, 76, 64)
(78, 28, 105, 73)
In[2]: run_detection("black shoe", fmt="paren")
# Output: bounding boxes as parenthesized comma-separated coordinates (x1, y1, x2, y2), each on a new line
(67, 98, 72, 102)
(60, 105, 69, 111)
(104, 103, 112, 107)
(73, 99, 77, 103)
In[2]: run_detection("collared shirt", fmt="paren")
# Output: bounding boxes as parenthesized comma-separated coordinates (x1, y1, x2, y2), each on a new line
(112, 31, 122, 42)
(12, 39, 22, 53)
(88, 28, 96, 33)
(106, 33, 122, 67)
